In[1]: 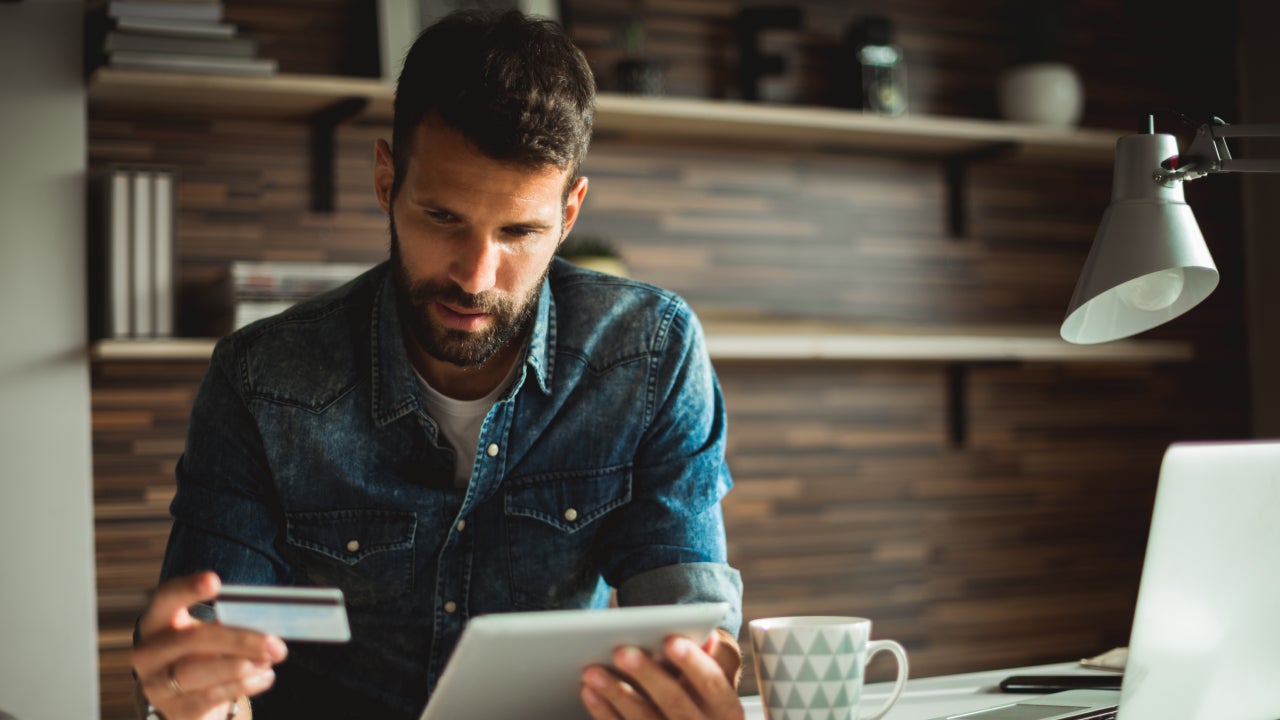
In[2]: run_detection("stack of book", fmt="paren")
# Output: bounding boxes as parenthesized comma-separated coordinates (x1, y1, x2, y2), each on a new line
(231, 261, 374, 330)
(90, 0, 277, 77)
(88, 167, 178, 340)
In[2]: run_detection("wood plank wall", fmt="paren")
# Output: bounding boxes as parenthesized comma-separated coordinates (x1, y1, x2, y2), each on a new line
(87, 0, 1249, 715)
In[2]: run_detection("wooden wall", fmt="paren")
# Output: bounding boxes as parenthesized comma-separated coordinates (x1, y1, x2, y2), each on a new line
(88, 0, 1249, 715)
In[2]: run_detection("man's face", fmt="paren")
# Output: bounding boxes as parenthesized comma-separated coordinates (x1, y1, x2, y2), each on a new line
(375, 116, 588, 368)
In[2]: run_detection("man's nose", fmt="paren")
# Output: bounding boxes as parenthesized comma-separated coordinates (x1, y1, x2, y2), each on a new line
(450, 235, 500, 296)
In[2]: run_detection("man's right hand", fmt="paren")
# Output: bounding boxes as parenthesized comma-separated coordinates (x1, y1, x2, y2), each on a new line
(132, 572, 288, 720)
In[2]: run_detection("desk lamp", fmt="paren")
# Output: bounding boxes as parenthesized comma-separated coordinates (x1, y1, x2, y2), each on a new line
(1060, 115, 1280, 344)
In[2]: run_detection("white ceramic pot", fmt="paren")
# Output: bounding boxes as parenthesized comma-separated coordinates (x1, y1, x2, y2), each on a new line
(997, 62, 1084, 126)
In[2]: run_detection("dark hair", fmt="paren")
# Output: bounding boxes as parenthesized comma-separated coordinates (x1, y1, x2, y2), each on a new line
(391, 10, 596, 201)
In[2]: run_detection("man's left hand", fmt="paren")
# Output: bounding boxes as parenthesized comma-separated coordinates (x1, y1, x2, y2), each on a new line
(580, 628, 744, 720)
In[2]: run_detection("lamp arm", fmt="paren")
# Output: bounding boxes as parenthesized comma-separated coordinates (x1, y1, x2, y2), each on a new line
(1167, 121, 1280, 181)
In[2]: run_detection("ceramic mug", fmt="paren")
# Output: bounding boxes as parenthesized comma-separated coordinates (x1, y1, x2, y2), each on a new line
(749, 616, 909, 720)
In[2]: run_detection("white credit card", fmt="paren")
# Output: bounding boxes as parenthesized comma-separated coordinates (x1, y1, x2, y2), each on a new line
(214, 585, 351, 643)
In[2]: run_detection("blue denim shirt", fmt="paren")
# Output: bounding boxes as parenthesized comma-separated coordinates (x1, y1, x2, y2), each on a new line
(159, 258, 742, 719)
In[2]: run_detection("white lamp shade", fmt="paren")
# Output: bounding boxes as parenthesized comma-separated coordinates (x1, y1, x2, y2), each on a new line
(1060, 133, 1219, 344)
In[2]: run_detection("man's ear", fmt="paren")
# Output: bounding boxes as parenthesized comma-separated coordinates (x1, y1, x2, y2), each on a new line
(373, 138, 395, 214)
(560, 176, 590, 243)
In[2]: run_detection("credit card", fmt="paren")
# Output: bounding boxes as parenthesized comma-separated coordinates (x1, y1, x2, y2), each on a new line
(214, 585, 351, 643)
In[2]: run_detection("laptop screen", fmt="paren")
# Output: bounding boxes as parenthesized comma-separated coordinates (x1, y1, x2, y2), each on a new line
(1117, 441, 1280, 720)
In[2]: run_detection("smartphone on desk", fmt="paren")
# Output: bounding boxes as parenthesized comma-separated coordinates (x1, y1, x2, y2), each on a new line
(999, 675, 1124, 694)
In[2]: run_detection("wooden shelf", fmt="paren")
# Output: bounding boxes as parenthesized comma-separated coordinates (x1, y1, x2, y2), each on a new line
(87, 68, 1123, 162)
(699, 317, 1191, 363)
(87, 68, 395, 122)
(90, 327, 1191, 364)
(592, 94, 1123, 164)
(91, 338, 218, 361)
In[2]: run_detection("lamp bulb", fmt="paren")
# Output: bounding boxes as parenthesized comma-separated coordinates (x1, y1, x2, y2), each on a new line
(1116, 269, 1186, 312)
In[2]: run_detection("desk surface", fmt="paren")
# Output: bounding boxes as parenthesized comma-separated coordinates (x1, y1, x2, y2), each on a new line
(741, 662, 1120, 720)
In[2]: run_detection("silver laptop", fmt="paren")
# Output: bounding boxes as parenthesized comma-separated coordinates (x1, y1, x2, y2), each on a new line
(938, 440, 1280, 720)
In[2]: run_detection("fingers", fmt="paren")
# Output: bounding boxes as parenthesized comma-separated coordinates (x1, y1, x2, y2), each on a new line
(138, 571, 222, 638)
(132, 572, 290, 719)
(586, 645, 706, 720)
(144, 658, 274, 717)
(134, 630, 285, 702)
(663, 636, 743, 719)
(580, 638, 745, 720)
(136, 622, 286, 675)
(581, 665, 659, 720)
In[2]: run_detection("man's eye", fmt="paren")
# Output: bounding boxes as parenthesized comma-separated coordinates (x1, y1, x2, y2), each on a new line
(427, 211, 456, 223)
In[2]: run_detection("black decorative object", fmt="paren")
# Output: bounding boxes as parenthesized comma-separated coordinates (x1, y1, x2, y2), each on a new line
(614, 18, 664, 95)
(735, 6, 802, 102)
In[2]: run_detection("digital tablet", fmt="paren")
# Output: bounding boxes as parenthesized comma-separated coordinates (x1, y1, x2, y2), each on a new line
(418, 602, 731, 720)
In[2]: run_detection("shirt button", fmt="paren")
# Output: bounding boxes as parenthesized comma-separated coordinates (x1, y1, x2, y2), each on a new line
(456, 519, 466, 532)
(345, 539, 360, 552)
(563, 507, 578, 522)
(444, 600, 457, 614)
(486, 443, 499, 457)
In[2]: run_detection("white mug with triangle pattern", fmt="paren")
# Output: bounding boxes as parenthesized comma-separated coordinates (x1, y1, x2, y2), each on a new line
(749, 616, 908, 720)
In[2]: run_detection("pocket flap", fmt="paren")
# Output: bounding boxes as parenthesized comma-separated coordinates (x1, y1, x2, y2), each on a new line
(504, 465, 632, 533)
(285, 509, 416, 565)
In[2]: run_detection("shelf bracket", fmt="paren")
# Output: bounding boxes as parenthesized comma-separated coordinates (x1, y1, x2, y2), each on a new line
(945, 360, 1017, 448)
(946, 363, 968, 447)
(943, 142, 1016, 238)
(309, 96, 369, 213)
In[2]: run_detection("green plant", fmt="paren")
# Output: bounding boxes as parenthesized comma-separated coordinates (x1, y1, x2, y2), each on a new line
(557, 235, 622, 259)
(618, 18, 646, 57)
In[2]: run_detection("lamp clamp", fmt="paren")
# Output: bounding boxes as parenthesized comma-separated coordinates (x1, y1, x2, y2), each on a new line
(1157, 117, 1280, 184)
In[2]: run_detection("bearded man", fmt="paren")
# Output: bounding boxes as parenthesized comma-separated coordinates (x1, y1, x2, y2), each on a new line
(129, 9, 743, 720)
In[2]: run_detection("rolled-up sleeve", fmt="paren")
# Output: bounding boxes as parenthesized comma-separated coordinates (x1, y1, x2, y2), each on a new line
(617, 563, 743, 636)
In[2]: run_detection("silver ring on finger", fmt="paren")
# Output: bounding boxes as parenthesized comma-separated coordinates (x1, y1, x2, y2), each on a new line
(167, 663, 184, 696)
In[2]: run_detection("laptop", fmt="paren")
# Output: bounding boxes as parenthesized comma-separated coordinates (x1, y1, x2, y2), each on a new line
(936, 440, 1280, 720)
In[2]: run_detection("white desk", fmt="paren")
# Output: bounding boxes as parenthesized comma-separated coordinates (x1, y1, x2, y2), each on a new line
(741, 662, 1120, 720)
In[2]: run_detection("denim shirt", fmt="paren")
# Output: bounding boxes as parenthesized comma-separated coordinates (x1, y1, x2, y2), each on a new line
(159, 258, 742, 719)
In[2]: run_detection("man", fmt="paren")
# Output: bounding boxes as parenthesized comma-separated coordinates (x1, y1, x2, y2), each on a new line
(130, 10, 744, 720)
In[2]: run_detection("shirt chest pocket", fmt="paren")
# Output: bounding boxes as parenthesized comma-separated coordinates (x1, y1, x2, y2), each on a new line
(503, 465, 631, 609)
(283, 510, 417, 604)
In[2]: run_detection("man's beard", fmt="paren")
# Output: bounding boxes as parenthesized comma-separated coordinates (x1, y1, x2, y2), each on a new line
(390, 216, 545, 368)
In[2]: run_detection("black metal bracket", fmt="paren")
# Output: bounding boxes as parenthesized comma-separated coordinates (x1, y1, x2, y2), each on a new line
(945, 360, 1019, 447)
(943, 142, 1016, 238)
(946, 363, 968, 447)
(309, 96, 370, 213)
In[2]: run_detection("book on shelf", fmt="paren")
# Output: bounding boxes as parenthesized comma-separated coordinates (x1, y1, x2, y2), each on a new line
(87, 166, 178, 340)
(153, 172, 176, 337)
(87, 0, 278, 78)
(107, 1, 224, 23)
(130, 171, 154, 337)
(105, 49, 278, 77)
(233, 299, 300, 331)
(104, 29, 257, 57)
(230, 261, 373, 330)
(87, 169, 133, 339)
(114, 15, 237, 39)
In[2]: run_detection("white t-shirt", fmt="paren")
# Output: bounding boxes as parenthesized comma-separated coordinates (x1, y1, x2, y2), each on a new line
(415, 361, 519, 488)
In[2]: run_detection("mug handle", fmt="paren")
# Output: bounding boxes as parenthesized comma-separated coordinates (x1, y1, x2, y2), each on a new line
(859, 639, 909, 720)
